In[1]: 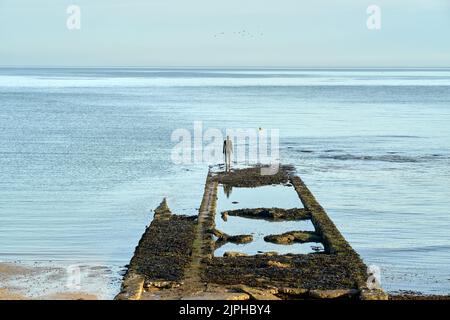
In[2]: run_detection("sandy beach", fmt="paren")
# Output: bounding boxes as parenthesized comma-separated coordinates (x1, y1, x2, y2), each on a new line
(0, 262, 98, 300)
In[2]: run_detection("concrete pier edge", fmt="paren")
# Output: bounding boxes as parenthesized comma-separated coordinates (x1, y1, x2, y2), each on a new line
(116, 165, 388, 300)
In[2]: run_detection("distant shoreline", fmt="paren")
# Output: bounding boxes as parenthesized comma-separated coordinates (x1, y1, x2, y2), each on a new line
(2, 66, 450, 71)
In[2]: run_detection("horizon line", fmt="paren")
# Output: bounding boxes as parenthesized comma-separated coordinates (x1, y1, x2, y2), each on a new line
(1, 65, 450, 70)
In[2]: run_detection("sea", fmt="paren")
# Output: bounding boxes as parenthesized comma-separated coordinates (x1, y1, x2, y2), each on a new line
(0, 68, 449, 298)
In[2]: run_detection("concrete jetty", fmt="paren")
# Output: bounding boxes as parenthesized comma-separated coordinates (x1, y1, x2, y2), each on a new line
(115, 165, 388, 300)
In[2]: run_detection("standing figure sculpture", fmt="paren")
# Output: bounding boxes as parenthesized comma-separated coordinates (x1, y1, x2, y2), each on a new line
(223, 135, 233, 172)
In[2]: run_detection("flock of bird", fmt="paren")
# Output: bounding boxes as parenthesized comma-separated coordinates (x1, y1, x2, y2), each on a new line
(213, 30, 265, 38)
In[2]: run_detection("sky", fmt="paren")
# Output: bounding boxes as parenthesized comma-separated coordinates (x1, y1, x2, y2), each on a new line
(0, 0, 450, 67)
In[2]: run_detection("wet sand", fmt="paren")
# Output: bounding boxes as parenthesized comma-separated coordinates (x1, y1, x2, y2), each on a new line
(0, 262, 98, 300)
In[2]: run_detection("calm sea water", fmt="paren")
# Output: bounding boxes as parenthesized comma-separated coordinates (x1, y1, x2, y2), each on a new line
(0, 68, 449, 297)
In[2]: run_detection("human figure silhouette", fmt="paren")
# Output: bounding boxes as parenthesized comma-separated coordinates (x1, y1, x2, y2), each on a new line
(223, 135, 233, 172)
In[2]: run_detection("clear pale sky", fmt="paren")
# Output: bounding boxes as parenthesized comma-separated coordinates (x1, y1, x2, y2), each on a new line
(1, 0, 449, 67)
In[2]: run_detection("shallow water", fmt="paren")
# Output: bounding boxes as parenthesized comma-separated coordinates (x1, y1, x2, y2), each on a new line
(215, 238, 324, 257)
(214, 184, 318, 256)
(216, 184, 303, 210)
(0, 68, 449, 296)
(214, 215, 320, 257)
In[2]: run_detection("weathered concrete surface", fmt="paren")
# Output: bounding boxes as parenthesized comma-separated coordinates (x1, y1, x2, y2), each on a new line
(210, 228, 253, 245)
(223, 251, 249, 257)
(203, 254, 366, 291)
(359, 288, 389, 300)
(211, 165, 293, 188)
(116, 274, 145, 300)
(290, 175, 356, 256)
(264, 231, 322, 244)
(117, 165, 388, 300)
(222, 208, 310, 221)
(115, 199, 197, 300)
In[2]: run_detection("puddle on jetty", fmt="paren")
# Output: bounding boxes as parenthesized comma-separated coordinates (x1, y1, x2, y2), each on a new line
(215, 184, 324, 256)
(217, 184, 304, 210)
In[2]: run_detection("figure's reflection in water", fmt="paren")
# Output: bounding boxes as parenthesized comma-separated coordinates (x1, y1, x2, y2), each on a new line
(223, 184, 233, 198)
